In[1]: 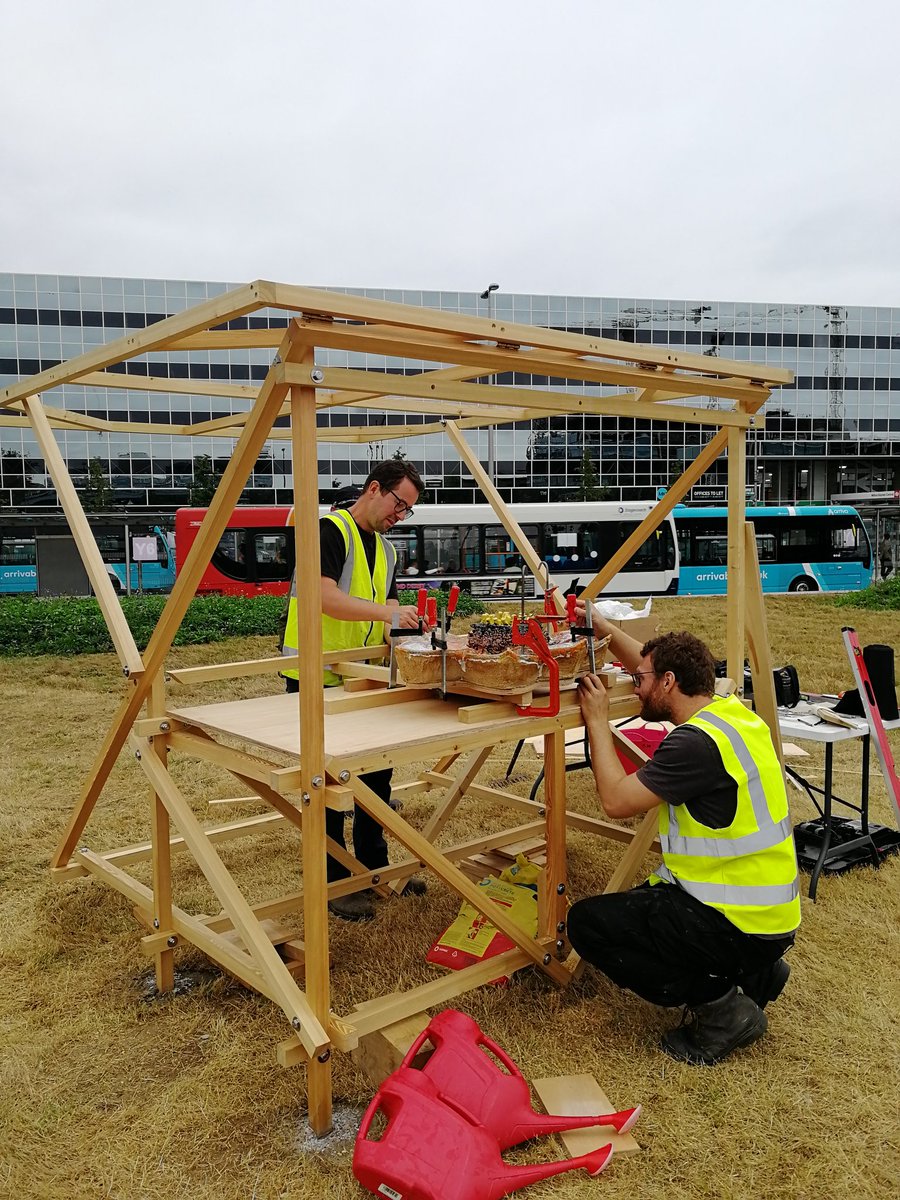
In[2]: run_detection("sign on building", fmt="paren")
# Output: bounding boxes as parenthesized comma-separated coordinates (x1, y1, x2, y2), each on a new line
(690, 485, 727, 503)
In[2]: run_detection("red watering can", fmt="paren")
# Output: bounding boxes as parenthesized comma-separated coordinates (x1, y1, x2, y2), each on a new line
(353, 1067, 613, 1200)
(402, 1009, 640, 1149)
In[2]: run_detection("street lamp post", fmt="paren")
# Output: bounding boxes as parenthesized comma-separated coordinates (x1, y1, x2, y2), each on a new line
(480, 283, 499, 482)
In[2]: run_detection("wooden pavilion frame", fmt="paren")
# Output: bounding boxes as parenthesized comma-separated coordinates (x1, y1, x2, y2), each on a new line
(1, 282, 793, 1133)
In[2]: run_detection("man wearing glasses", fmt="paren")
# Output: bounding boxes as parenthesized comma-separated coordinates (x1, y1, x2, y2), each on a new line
(567, 612, 799, 1066)
(282, 460, 427, 920)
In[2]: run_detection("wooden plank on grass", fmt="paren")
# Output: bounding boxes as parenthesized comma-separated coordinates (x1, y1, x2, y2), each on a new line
(532, 1074, 641, 1156)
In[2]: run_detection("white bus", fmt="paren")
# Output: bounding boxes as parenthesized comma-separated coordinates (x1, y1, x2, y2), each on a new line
(386, 501, 679, 600)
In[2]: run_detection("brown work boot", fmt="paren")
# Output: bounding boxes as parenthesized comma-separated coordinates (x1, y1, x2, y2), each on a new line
(328, 890, 376, 921)
(661, 986, 768, 1065)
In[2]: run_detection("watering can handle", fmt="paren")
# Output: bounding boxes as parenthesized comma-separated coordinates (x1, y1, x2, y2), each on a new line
(403, 1026, 432, 1066)
(476, 1030, 524, 1077)
(357, 1090, 383, 1141)
(402, 1026, 525, 1079)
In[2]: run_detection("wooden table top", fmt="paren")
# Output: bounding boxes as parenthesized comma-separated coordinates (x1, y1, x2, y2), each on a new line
(168, 689, 588, 773)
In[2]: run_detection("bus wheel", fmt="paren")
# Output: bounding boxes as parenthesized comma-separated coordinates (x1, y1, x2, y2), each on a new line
(789, 575, 818, 593)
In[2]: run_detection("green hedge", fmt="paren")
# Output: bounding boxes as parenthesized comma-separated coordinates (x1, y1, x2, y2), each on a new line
(0, 588, 487, 657)
(396, 587, 485, 618)
(831, 574, 900, 611)
(0, 594, 286, 657)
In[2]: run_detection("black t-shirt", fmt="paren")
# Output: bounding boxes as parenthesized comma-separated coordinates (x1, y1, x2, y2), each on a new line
(320, 515, 398, 600)
(636, 724, 738, 828)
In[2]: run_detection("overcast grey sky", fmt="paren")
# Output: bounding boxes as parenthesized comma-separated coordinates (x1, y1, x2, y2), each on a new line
(2, 0, 898, 306)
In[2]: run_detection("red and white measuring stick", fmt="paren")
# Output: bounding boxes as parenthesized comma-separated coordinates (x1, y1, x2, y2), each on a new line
(842, 626, 900, 830)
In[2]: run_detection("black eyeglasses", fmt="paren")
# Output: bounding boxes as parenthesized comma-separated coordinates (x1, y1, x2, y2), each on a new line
(630, 670, 659, 687)
(386, 488, 415, 519)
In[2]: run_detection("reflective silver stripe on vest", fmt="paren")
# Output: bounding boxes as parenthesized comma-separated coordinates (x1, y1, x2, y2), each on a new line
(662, 706, 788, 856)
(383, 538, 397, 587)
(660, 814, 793, 858)
(331, 511, 356, 593)
(655, 864, 799, 907)
(695, 707, 773, 831)
(281, 572, 299, 656)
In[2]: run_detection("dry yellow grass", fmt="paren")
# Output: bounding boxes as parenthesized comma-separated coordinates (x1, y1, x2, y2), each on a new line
(1, 596, 899, 1200)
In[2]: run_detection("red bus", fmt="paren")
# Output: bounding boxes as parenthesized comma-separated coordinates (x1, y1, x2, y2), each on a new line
(175, 507, 295, 595)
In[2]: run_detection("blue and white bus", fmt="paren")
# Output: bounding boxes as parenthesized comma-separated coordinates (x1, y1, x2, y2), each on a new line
(0, 522, 175, 595)
(673, 505, 874, 595)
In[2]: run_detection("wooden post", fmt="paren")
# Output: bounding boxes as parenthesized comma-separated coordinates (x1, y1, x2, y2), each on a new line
(726, 425, 747, 687)
(743, 522, 785, 765)
(542, 732, 568, 944)
(148, 676, 174, 992)
(291, 344, 333, 1135)
(23, 395, 144, 676)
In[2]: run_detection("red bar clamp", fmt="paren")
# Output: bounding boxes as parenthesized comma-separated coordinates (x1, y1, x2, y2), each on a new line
(511, 617, 560, 718)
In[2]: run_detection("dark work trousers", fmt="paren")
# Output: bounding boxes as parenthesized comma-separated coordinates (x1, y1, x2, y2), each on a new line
(567, 881, 794, 1008)
(284, 677, 391, 882)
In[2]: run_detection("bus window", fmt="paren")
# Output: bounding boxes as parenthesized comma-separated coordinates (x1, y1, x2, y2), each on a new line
(544, 523, 589, 571)
(388, 532, 420, 575)
(779, 518, 832, 561)
(253, 530, 293, 582)
(458, 526, 480, 573)
(1, 537, 35, 565)
(831, 521, 868, 562)
(212, 530, 249, 581)
(695, 535, 728, 565)
(421, 526, 465, 574)
(606, 521, 675, 571)
(485, 525, 536, 572)
(755, 533, 777, 563)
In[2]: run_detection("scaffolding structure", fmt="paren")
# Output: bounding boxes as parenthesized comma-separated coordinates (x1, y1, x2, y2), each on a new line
(0, 282, 793, 1132)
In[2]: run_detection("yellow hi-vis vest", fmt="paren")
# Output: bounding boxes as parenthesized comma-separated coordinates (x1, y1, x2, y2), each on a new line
(281, 510, 397, 686)
(650, 693, 801, 936)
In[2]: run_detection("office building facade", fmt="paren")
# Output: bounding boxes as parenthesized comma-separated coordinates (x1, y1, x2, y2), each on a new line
(2, 272, 899, 511)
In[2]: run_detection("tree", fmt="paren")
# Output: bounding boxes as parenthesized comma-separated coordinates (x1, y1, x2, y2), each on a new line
(188, 454, 220, 507)
(575, 449, 601, 501)
(82, 457, 114, 511)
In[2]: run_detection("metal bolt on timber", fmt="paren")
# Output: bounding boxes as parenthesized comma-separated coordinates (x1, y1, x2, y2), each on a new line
(556, 940, 565, 953)
(556, 883, 566, 895)
(311, 776, 323, 788)
(159, 721, 170, 732)
(338, 771, 350, 783)
(135, 750, 142, 760)
(310, 368, 325, 384)
(153, 919, 160, 929)
(167, 936, 177, 947)
(302, 793, 311, 806)
(556, 921, 566, 933)
(317, 1049, 331, 1063)
(372, 875, 381, 884)
(542, 954, 552, 965)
